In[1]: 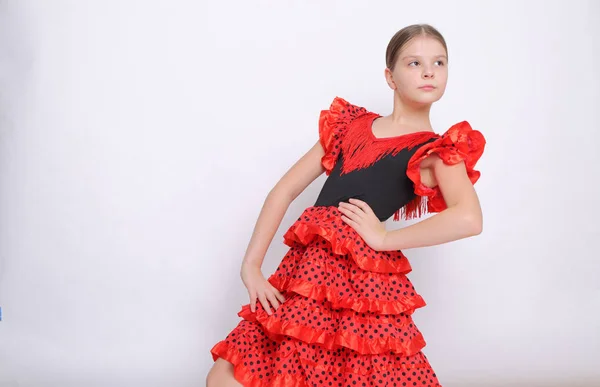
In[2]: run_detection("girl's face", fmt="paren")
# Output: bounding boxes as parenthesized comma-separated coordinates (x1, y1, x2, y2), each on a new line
(385, 35, 448, 106)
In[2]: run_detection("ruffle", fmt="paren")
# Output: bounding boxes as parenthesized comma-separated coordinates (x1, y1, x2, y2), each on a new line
(405, 120, 486, 215)
(211, 321, 442, 385)
(297, 349, 440, 375)
(237, 295, 426, 356)
(319, 96, 370, 175)
(268, 235, 426, 315)
(210, 322, 310, 387)
(269, 274, 425, 315)
(283, 206, 412, 274)
(211, 342, 308, 387)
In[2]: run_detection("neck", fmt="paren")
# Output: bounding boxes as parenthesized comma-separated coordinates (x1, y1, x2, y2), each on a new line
(390, 92, 433, 131)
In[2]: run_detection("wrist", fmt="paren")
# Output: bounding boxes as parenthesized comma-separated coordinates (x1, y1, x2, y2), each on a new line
(379, 230, 395, 251)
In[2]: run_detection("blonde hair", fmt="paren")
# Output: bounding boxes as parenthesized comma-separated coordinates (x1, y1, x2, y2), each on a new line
(385, 24, 448, 71)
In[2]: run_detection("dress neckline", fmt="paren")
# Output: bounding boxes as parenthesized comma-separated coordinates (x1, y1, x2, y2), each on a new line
(368, 114, 437, 142)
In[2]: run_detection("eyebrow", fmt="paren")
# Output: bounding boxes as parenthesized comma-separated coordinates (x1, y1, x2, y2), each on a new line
(401, 54, 448, 60)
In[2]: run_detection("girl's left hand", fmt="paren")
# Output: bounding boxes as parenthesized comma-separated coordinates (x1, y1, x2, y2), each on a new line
(338, 198, 387, 251)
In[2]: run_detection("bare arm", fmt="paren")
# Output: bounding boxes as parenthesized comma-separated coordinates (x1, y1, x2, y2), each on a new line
(338, 153, 483, 252)
(239, 139, 325, 315)
(380, 154, 483, 250)
(241, 140, 325, 269)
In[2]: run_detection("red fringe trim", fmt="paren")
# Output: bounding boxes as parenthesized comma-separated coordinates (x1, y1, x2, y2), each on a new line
(318, 97, 439, 177)
(340, 114, 438, 175)
(318, 97, 370, 175)
(393, 194, 429, 221)
(237, 305, 426, 356)
(268, 274, 426, 315)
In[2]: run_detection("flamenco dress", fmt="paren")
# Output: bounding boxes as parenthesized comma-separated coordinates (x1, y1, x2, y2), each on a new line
(210, 97, 486, 387)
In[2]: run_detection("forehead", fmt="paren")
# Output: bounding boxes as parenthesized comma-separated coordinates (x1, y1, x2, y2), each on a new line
(400, 36, 446, 58)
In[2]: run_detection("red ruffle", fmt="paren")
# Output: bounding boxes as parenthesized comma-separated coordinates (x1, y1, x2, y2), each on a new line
(283, 206, 412, 274)
(212, 333, 441, 385)
(211, 341, 309, 387)
(318, 96, 370, 175)
(267, 236, 425, 315)
(237, 303, 426, 356)
(297, 350, 439, 375)
(268, 274, 425, 315)
(405, 120, 486, 214)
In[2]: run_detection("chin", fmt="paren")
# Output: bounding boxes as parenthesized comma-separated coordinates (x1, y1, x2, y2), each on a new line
(413, 93, 443, 105)
(408, 97, 439, 107)
(399, 90, 443, 106)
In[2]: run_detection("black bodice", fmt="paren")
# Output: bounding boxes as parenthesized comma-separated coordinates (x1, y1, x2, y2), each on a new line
(314, 138, 437, 221)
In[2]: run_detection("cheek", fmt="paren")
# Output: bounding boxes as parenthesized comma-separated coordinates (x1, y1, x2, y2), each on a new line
(435, 77, 448, 92)
(395, 71, 420, 90)
(436, 70, 449, 86)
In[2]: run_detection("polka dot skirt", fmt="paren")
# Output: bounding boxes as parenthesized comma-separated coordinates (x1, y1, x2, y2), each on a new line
(210, 206, 442, 386)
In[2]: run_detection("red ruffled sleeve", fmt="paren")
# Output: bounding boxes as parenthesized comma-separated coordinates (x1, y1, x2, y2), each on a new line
(319, 97, 369, 175)
(397, 120, 486, 220)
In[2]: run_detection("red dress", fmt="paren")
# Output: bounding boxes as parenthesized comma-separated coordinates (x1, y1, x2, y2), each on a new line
(210, 97, 486, 387)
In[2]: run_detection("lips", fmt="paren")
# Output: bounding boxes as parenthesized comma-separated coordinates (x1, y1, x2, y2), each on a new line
(419, 85, 436, 90)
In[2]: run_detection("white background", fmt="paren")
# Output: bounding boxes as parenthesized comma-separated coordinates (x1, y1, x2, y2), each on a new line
(0, 1, 599, 386)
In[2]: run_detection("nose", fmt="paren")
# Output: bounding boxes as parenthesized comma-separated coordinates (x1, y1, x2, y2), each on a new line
(422, 65, 434, 79)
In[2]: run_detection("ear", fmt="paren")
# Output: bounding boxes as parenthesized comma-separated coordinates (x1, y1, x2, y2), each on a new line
(384, 68, 397, 90)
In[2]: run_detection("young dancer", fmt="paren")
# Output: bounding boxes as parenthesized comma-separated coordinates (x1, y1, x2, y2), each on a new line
(207, 23, 486, 387)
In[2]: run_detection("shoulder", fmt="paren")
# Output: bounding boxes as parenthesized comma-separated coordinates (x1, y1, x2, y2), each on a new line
(318, 96, 379, 148)
(400, 121, 486, 216)
(318, 97, 379, 175)
(414, 121, 486, 168)
(320, 96, 377, 125)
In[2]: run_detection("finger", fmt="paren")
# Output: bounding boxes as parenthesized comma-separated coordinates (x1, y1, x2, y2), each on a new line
(249, 291, 257, 313)
(339, 206, 361, 223)
(340, 201, 365, 217)
(349, 198, 372, 215)
(273, 288, 286, 303)
(341, 215, 360, 229)
(266, 291, 281, 310)
(258, 293, 272, 315)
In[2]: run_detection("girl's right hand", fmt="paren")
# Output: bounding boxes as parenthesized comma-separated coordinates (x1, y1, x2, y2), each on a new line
(240, 263, 286, 315)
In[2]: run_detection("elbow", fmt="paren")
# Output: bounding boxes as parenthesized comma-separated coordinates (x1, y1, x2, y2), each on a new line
(470, 219, 483, 236)
(463, 212, 483, 236)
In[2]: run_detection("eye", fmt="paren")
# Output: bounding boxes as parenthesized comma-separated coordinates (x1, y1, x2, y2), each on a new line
(409, 60, 445, 67)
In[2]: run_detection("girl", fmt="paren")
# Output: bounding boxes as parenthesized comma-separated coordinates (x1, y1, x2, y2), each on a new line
(207, 23, 486, 387)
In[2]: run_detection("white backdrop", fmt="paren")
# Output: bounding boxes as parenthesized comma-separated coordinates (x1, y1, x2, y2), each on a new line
(0, 1, 599, 386)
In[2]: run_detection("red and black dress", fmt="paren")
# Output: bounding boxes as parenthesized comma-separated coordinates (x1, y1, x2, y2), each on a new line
(210, 97, 486, 387)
